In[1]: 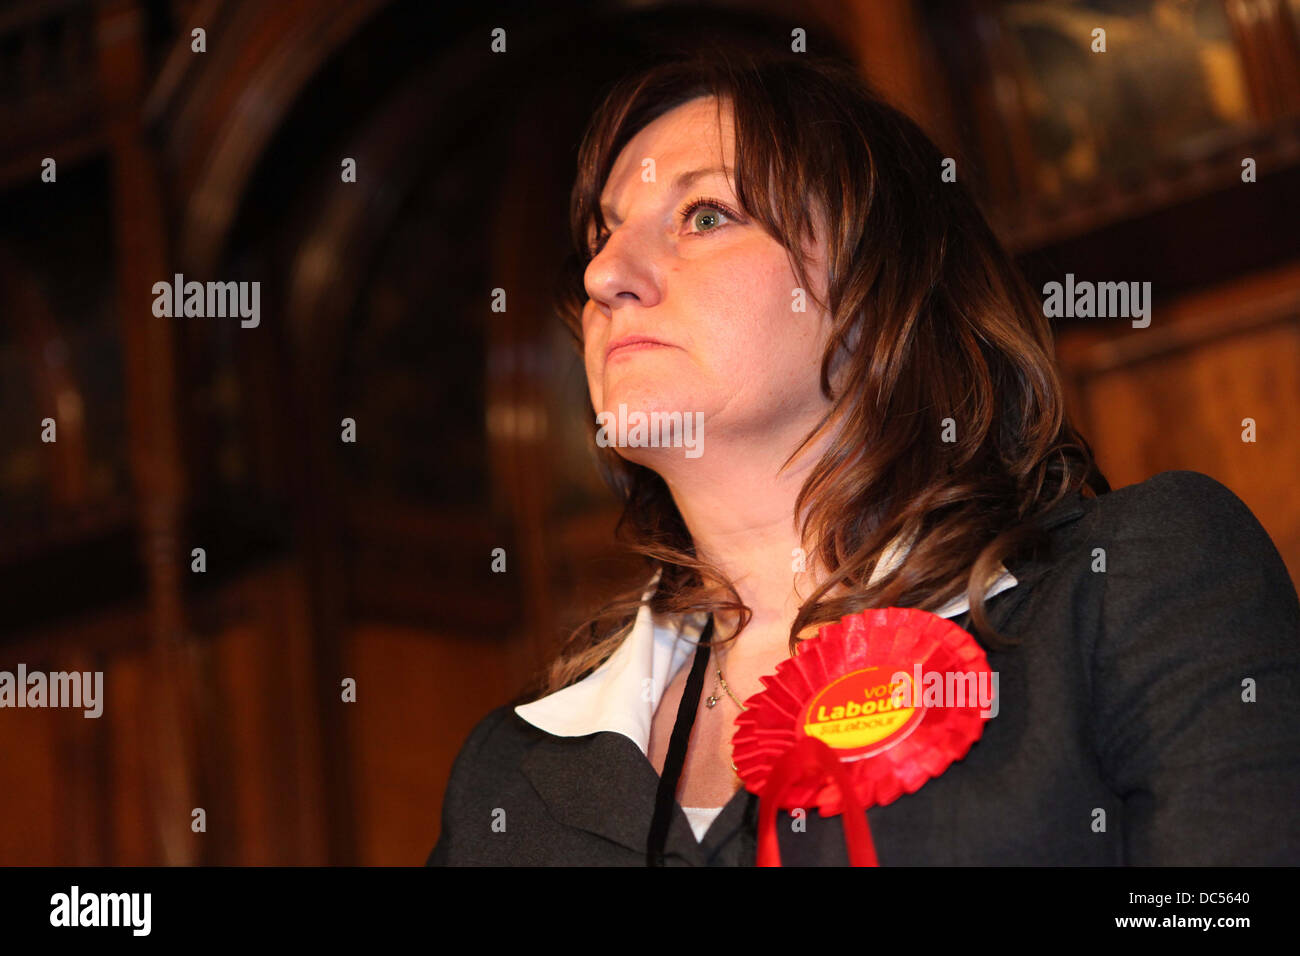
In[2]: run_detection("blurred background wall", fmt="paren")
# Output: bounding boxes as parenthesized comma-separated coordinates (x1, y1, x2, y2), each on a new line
(0, 0, 1297, 864)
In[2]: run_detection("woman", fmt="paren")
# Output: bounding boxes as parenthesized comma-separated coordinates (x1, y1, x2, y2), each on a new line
(428, 51, 1300, 866)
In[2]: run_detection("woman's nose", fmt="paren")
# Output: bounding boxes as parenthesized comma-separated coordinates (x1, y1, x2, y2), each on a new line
(583, 226, 661, 311)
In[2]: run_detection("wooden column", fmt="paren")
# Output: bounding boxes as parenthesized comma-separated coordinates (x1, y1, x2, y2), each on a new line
(95, 0, 201, 866)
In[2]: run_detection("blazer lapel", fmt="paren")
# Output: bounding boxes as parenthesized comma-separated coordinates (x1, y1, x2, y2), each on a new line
(520, 729, 707, 864)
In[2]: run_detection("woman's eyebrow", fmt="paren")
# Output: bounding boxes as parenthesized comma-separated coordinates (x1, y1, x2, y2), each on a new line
(670, 164, 734, 191)
(598, 165, 735, 226)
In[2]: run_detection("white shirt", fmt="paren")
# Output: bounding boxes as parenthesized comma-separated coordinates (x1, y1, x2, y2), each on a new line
(515, 536, 1018, 842)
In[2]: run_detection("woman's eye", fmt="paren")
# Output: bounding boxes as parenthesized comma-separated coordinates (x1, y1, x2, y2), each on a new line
(680, 198, 739, 236)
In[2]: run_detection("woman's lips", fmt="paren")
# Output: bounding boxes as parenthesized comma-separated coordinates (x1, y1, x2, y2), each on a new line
(606, 337, 674, 361)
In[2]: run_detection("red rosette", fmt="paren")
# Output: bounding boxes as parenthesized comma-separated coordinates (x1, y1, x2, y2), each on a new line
(732, 607, 994, 821)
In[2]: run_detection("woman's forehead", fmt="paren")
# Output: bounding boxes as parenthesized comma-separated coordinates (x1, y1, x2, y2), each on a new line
(600, 97, 736, 210)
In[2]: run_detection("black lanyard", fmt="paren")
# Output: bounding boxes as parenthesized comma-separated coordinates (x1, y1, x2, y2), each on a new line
(646, 614, 715, 866)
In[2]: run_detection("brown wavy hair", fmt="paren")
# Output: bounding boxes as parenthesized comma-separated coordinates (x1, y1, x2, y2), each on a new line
(527, 48, 1108, 700)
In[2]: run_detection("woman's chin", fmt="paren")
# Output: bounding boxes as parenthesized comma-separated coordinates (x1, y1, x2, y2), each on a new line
(606, 442, 703, 471)
(592, 397, 709, 464)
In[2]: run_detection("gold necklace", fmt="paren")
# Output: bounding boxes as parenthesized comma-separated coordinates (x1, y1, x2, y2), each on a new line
(705, 645, 747, 776)
(705, 648, 749, 711)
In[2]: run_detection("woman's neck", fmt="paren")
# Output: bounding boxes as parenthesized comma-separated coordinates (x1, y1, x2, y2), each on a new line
(659, 423, 837, 655)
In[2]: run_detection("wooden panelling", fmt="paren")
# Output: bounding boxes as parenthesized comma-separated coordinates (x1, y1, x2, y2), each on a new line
(211, 620, 281, 864)
(1058, 262, 1300, 585)
(344, 623, 537, 866)
(200, 560, 330, 864)
(0, 696, 61, 864)
(105, 648, 159, 865)
(0, 559, 331, 865)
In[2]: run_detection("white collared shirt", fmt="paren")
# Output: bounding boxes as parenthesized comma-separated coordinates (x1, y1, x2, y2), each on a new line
(515, 539, 1018, 840)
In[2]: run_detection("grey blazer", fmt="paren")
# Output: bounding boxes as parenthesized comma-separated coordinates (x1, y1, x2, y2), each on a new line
(427, 470, 1300, 866)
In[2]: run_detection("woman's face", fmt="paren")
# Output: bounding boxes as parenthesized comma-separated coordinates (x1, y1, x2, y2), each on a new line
(581, 95, 833, 464)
